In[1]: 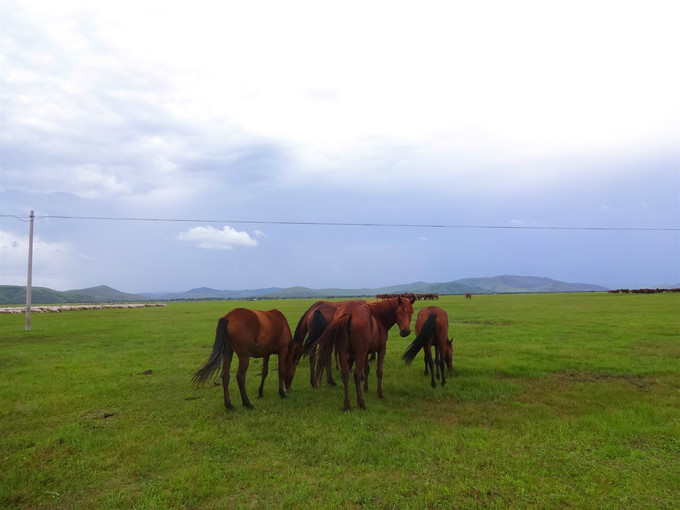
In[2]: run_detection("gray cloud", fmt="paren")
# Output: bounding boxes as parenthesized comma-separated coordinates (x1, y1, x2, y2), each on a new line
(1, 1, 677, 292)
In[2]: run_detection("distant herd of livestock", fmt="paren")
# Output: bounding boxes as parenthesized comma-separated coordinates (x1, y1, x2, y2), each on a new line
(608, 288, 680, 294)
(0, 303, 167, 314)
(376, 293, 439, 300)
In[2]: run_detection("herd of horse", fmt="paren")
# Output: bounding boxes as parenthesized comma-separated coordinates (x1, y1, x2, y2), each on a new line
(192, 295, 456, 411)
(608, 288, 680, 294)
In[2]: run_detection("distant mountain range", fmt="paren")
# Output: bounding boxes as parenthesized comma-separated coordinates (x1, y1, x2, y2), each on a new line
(0, 285, 145, 305)
(0, 276, 611, 305)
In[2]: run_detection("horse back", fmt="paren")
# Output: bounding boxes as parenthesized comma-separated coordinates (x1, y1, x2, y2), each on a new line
(336, 301, 384, 353)
(225, 308, 291, 357)
(415, 306, 449, 348)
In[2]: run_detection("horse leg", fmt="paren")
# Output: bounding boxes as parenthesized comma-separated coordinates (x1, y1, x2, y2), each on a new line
(424, 357, 429, 376)
(339, 351, 351, 411)
(354, 353, 367, 410)
(326, 350, 337, 386)
(438, 346, 446, 387)
(221, 345, 235, 410)
(235, 355, 254, 409)
(363, 357, 370, 392)
(277, 349, 288, 398)
(258, 355, 269, 398)
(424, 345, 436, 388)
(309, 350, 317, 389)
(376, 347, 386, 399)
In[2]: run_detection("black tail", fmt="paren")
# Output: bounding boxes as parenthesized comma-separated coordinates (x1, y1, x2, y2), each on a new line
(402, 314, 436, 365)
(192, 317, 228, 385)
(303, 308, 329, 356)
(293, 308, 311, 345)
(313, 313, 350, 386)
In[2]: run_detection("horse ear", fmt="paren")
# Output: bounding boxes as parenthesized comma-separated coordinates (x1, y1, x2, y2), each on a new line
(447, 338, 453, 346)
(409, 295, 416, 304)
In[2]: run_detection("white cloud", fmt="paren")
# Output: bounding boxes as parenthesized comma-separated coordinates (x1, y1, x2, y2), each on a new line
(0, 229, 74, 288)
(176, 226, 259, 251)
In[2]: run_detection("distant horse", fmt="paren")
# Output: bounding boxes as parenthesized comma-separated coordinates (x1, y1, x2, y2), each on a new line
(402, 306, 453, 388)
(465, 293, 472, 300)
(294, 300, 365, 388)
(192, 308, 298, 410)
(307, 296, 415, 411)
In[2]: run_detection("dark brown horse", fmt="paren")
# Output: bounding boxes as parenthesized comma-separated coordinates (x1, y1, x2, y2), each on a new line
(294, 300, 366, 388)
(465, 293, 472, 300)
(307, 296, 415, 411)
(192, 308, 298, 410)
(402, 306, 453, 387)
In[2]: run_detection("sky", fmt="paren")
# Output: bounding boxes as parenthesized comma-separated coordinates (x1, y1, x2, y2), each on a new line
(1, 0, 679, 293)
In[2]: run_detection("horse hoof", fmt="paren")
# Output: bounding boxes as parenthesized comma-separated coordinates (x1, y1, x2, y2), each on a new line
(330, 381, 337, 387)
(431, 382, 436, 388)
(244, 403, 255, 409)
(225, 404, 235, 411)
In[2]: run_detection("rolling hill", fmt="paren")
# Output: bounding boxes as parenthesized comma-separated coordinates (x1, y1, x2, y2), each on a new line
(0, 276, 609, 305)
(0, 285, 147, 305)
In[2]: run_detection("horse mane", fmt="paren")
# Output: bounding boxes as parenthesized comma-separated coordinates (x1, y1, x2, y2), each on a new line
(365, 297, 399, 327)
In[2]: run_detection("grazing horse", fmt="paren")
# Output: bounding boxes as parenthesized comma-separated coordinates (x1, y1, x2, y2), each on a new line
(465, 293, 472, 300)
(307, 296, 415, 411)
(294, 300, 365, 388)
(192, 308, 298, 410)
(402, 306, 453, 388)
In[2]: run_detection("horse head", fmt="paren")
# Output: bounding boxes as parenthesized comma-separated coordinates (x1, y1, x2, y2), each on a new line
(445, 338, 454, 371)
(395, 296, 415, 337)
(283, 340, 303, 391)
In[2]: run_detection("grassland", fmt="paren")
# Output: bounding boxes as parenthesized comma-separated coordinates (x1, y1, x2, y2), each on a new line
(1, 293, 678, 509)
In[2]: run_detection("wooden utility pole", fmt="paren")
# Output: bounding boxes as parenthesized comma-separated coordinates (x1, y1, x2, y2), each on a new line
(25, 210, 34, 332)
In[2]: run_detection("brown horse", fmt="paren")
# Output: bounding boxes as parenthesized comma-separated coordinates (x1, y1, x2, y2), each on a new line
(294, 300, 365, 388)
(307, 296, 415, 411)
(192, 308, 298, 410)
(465, 293, 472, 300)
(402, 306, 453, 388)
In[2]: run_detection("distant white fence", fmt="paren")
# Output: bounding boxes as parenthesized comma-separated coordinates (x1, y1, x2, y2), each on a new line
(0, 303, 167, 314)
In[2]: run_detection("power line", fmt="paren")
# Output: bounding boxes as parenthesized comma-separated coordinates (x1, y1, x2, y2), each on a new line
(1, 213, 678, 231)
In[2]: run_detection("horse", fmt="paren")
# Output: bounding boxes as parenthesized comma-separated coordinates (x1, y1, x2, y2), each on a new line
(465, 293, 472, 300)
(192, 308, 298, 410)
(294, 300, 366, 388)
(402, 306, 453, 388)
(307, 296, 415, 411)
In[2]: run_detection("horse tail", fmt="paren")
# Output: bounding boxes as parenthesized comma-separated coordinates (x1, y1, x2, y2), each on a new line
(313, 313, 351, 386)
(303, 308, 329, 356)
(293, 307, 311, 345)
(192, 317, 229, 385)
(402, 313, 436, 365)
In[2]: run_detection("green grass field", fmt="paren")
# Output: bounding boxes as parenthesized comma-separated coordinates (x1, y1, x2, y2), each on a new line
(1, 293, 679, 509)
